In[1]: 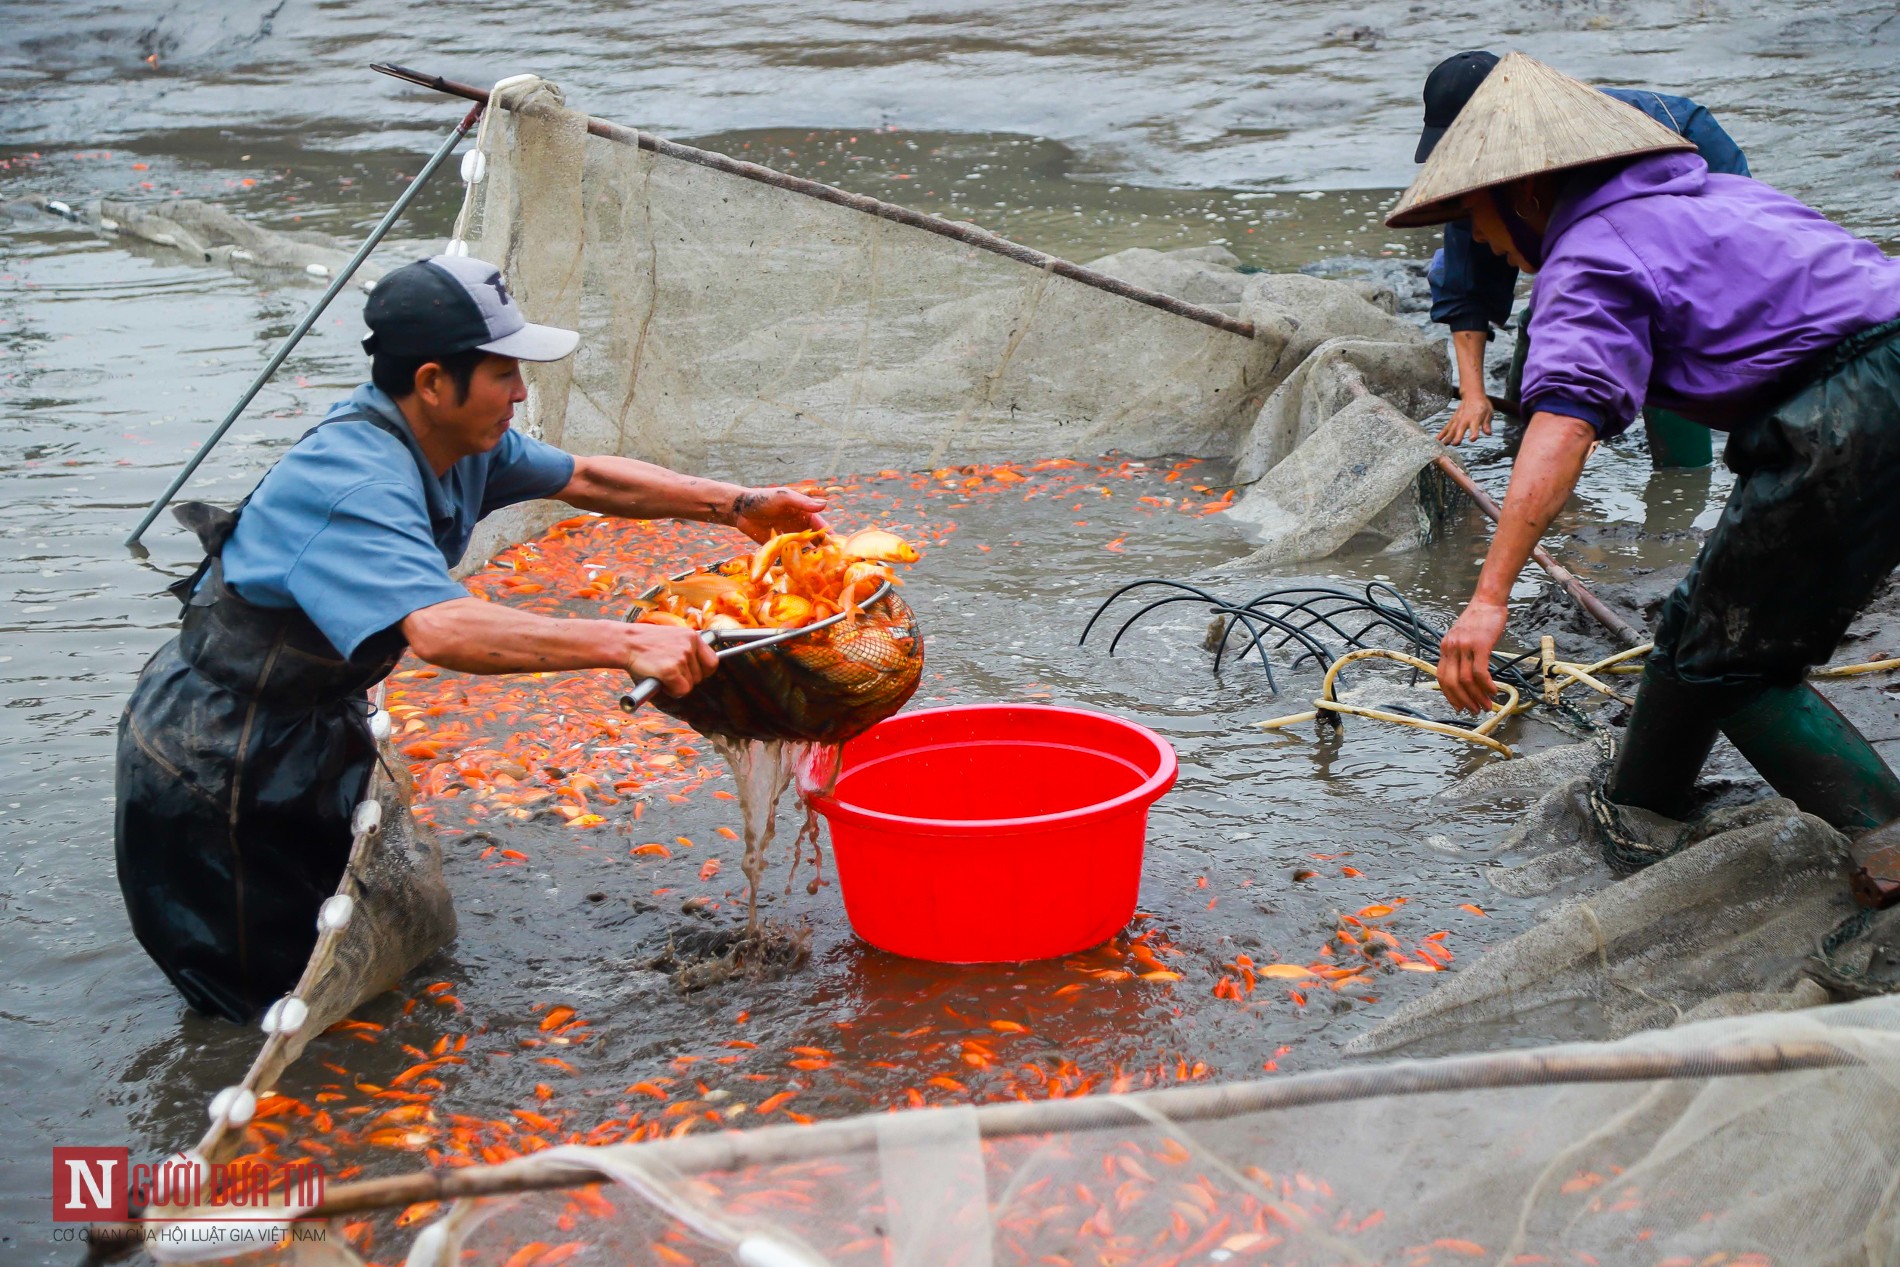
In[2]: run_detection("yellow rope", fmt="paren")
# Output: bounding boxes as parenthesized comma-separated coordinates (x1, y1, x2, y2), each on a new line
(1254, 641, 1900, 761)
(1813, 657, 1900, 679)
(1256, 647, 1519, 757)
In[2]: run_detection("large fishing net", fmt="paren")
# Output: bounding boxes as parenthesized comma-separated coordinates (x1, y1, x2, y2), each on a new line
(1352, 757, 1900, 1060)
(447, 76, 1453, 572)
(142, 997, 1900, 1265)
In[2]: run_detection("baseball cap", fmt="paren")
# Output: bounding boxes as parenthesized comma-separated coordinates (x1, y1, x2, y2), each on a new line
(361, 255, 579, 362)
(1415, 50, 1501, 162)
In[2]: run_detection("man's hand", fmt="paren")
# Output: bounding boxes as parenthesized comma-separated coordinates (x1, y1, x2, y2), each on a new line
(1436, 392, 1495, 446)
(729, 486, 828, 543)
(627, 624, 719, 697)
(1436, 598, 1510, 714)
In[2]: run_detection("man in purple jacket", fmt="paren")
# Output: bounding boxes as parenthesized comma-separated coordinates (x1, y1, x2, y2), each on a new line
(1388, 54, 1900, 900)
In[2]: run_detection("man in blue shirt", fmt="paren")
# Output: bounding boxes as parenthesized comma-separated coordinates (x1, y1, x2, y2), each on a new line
(1419, 51, 1750, 467)
(116, 255, 827, 1021)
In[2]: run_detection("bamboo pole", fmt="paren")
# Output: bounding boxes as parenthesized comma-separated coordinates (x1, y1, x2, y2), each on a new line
(83, 1036, 1858, 1258)
(368, 63, 1257, 342)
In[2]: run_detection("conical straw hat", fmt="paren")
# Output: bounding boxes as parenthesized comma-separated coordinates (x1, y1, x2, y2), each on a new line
(1385, 52, 1694, 228)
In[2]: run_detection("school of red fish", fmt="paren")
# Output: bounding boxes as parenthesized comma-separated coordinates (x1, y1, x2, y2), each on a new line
(203, 460, 1737, 1265)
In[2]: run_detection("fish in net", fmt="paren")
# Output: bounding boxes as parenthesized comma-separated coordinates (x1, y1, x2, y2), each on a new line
(646, 586, 923, 746)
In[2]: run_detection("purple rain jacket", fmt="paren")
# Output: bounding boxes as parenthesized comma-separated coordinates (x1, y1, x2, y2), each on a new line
(1521, 151, 1900, 437)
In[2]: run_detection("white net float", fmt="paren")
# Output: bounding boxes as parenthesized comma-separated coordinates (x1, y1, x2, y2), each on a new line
(206, 1086, 256, 1127)
(352, 798, 383, 836)
(260, 996, 309, 1037)
(318, 893, 354, 932)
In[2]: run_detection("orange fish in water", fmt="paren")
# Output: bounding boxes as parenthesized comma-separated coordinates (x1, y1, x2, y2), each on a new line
(1432, 1239, 1489, 1256)
(539, 1006, 577, 1032)
(1257, 964, 1314, 980)
(394, 1201, 440, 1228)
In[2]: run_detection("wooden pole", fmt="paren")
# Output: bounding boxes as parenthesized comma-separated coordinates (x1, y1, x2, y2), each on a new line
(367, 63, 1257, 343)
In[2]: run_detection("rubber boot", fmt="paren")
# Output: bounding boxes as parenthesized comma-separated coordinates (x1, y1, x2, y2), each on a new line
(1723, 683, 1900, 834)
(1604, 670, 1732, 819)
(1641, 406, 1713, 470)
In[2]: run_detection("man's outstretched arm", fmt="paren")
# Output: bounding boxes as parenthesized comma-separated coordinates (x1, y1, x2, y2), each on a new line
(1436, 411, 1597, 713)
(557, 456, 827, 542)
(402, 597, 717, 695)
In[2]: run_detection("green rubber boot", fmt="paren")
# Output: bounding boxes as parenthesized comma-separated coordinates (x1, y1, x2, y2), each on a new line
(1722, 683, 1900, 833)
(1641, 406, 1713, 470)
(1604, 669, 1733, 819)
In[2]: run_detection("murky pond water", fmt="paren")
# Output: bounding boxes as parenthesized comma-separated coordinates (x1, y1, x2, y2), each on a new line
(3, 0, 1897, 1253)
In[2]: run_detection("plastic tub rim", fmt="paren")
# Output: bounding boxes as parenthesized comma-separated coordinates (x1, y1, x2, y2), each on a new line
(810, 703, 1178, 836)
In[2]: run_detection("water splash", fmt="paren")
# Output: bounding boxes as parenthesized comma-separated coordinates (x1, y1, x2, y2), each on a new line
(707, 736, 840, 931)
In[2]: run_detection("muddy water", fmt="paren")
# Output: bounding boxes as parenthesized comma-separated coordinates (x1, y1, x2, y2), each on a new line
(3, 0, 1898, 1252)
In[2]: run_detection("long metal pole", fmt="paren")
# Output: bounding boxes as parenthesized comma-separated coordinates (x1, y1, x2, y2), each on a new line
(123, 101, 484, 548)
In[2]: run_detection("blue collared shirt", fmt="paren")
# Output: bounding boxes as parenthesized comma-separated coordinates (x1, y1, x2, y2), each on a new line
(1428, 88, 1752, 335)
(219, 383, 576, 657)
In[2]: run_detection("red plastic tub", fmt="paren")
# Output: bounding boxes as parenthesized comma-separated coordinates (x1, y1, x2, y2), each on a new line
(810, 704, 1178, 962)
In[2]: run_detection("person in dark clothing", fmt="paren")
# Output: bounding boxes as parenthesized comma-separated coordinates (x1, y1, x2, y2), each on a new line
(1417, 50, 1750, 469)
(117, 255, 828, 1021)
(1390, 54, 1900, 905)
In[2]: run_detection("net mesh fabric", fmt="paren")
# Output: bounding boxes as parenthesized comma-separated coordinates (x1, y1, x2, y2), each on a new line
(190, 745, 456, 1168)
(647, 588, 924, 745)
(452, 77, 1451, 582)
(217, 1002, 1900, 1267)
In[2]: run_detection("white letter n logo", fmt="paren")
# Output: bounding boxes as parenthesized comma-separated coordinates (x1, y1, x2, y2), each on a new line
(68, 1158, 115, 1209)
(52, 1147, 128, 1221)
